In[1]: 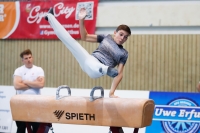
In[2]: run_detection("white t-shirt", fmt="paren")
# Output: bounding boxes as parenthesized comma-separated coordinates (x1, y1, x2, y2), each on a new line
(13, 65, 44, 95)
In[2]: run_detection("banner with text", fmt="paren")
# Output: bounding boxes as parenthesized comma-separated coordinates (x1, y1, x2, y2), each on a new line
(0, 0, 98, 39)
(146, 91, 200, 133)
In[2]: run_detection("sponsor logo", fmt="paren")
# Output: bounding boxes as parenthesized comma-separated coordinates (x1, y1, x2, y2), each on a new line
(53, 110, 95, 121)
(0, 2, 17, 39)
(66, 112, 95, 121)
(53, 110, 64, 120)
(27, 2, 75, 24)
(26, 2, 94, 24)
(154, 98, 200, 133)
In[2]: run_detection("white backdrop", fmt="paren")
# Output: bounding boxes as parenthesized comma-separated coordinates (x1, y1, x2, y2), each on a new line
(0, 86, 16, 133)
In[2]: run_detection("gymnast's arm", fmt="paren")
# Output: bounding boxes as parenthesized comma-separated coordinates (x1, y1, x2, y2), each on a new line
(109, 63, 124, 98)
(79, 8, 97, 42)
(13, 76, 29, 90)
(23, 76, 45, 89)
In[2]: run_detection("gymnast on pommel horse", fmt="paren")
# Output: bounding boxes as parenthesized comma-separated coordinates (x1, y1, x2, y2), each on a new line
(44, 7, 137, 133)
(44, 7, 131, 98)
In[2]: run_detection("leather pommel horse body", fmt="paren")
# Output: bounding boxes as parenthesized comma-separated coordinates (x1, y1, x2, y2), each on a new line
(10, 94, 155, 132)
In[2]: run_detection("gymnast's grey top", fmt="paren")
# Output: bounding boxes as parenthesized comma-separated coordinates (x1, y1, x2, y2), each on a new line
(92, 34, 128, 68)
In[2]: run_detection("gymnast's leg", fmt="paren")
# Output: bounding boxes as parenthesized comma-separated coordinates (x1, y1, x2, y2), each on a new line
(44, 8, 114, 78)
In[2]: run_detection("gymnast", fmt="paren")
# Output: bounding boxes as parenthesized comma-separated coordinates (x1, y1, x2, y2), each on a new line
(44, 8, 131, 98)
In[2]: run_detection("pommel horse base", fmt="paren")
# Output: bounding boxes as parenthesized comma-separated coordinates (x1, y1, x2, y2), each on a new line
(10, 86, 155, 133)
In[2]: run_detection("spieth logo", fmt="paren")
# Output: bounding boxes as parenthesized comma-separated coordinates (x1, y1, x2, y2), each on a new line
(154, 98, 200, 133)
(54, 110, 64, 120)
(27, 2, 75, 24)
(53, 110, 96, 121)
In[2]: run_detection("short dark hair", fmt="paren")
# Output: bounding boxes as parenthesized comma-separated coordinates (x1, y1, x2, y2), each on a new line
(20, 49, 32, 58)
(116, 24, 131, 35)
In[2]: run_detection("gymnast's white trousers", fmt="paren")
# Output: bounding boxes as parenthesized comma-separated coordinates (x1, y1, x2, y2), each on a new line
(46, 14, 108, 78)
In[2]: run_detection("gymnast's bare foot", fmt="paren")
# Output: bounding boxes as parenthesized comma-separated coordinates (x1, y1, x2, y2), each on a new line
(109, 94, 119, 98)
(45, 7, 54, 21)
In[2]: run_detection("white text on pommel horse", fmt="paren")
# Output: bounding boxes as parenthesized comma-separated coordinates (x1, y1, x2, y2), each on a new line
(66, 112, 95, 120)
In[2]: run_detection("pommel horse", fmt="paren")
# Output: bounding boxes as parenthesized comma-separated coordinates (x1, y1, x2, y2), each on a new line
(10, 86, 155, 133)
